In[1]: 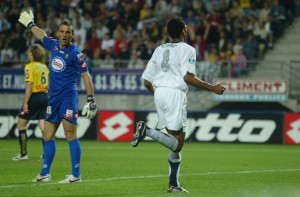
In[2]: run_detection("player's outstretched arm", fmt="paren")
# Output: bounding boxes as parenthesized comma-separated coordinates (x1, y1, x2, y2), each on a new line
(184, 72, 225, 95)
(18, 10, 46, 42)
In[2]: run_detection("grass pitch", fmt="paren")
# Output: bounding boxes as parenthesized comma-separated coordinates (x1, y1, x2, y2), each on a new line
(0, 139, 300, 197)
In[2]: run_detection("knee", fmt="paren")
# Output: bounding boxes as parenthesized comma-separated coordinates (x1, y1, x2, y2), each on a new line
(43, 131, 55, 141)
(174, 143, 183, 153)
(64, 129, 76, 141)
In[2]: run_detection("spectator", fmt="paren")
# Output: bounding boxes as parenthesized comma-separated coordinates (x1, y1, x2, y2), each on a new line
(259, 1, 271, 22)
(184, 9, 198, 24)
(117, 42, 131, 68)
(114, 31, 126, 57)
(233, 37, 243, 55)
(208, 46, 221, 62)
(242, 33, 258, 60)
(0, 13, 12, 32)
(269, 0, 286, 38)
(253, 20, 268, 59)
(229, 0, 245, 19)
(207, 9, 221, 47)
(101, 33, 115, 51)
(74, 22, 87, 49)
(193, 34, 207, 61)
(74, 35, 84, 51)
(87, 31, 101, 52)
(25, 31, 37, 48)
(232, 49, 248, 77)
(128, 41, 144, 69)
(141, 41, 156, 60)
(96, 21, 110, 40)
(1, 42, 14, 66)
(217, 30, 230, 54)
(82, 42, 93, 60)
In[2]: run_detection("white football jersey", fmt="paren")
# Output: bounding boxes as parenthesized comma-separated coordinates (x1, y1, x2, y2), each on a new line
(142, 42, 196, 93)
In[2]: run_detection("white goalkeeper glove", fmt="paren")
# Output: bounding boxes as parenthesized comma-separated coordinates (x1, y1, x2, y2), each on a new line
(18, 10, 36, 29)
(82, 96, 97, 119)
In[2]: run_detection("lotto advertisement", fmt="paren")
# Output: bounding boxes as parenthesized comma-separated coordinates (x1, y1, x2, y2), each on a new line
(1, 109, 299, 145)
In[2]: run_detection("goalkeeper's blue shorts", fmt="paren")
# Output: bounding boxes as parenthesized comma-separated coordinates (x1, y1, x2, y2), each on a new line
(18, 93, 48, 120)
(45, 92, 78, 125)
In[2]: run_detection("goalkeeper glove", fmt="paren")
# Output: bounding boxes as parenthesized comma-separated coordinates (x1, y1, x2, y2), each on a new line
(18, 10, 36, 29)
(82, 96, 97, 119)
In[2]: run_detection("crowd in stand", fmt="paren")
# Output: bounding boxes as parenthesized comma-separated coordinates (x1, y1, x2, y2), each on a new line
(0, 0, 299, 74)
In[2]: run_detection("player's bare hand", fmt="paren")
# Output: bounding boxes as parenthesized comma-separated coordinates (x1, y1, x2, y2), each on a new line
(22, 104, 29, 113)
(213, 84, 226, 95)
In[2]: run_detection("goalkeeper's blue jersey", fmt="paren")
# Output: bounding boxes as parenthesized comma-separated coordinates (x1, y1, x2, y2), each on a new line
(42, 36, 88, 97)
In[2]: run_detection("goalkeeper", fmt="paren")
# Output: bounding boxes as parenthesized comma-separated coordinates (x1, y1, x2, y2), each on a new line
(19, 10, 97, 183)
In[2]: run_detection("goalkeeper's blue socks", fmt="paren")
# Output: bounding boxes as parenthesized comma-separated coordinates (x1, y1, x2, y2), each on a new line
(69, 139, 81, 178)
(168, 151, 181, 187)
(18, 130, 27, 156)
(40, 140, 56, 176)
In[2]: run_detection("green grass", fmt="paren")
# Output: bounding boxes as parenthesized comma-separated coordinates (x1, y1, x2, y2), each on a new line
(1, 139, 300, 197)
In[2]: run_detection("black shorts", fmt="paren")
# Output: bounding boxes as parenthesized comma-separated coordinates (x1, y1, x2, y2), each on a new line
(18, 93, 48, 120)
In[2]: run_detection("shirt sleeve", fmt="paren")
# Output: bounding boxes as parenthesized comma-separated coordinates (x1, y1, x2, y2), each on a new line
(24, 63, 34, 82)
(74, 51, 88, 74)
(180, 46, 196, 76)
(142, 49, 157, 82)
(42, 36, 56, 51)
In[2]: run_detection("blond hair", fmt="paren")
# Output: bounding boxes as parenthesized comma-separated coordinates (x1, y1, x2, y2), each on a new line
(29, 44, 47, 63)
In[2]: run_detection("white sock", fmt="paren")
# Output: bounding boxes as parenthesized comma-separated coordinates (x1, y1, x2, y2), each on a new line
(146, 128, 178, 151)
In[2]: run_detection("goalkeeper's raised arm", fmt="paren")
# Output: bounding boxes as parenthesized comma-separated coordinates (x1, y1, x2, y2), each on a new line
(18, 10, 46, 42)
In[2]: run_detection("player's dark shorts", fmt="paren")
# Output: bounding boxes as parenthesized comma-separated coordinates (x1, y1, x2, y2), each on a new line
(18, 93, 48, 120)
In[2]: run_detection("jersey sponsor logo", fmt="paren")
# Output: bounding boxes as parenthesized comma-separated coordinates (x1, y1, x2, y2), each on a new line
(25, 74, 29, 79)
(65, 54, 69, 59)
(54, 46, 58, 50)
(51, 57, 66, 72)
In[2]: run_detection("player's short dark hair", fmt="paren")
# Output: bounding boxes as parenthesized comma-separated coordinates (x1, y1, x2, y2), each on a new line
(167, 16, 186, 39)
(58, 21, 74, 35)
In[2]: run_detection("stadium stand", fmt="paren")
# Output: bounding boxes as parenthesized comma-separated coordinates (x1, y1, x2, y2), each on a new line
(0, 0, 299, 73)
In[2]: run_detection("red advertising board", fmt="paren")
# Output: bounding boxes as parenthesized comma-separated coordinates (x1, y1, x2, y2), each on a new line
(98, 111, 134, 141)
(284, 113, 300, 144)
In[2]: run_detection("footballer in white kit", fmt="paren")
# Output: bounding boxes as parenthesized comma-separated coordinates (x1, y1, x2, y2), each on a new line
(142, 42, 196, 132)
(131, 16, 225, 193)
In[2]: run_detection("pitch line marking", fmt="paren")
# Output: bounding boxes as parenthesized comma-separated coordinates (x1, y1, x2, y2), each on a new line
(1, 168, 300, 189)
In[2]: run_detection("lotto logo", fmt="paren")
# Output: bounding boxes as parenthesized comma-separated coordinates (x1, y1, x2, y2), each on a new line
(98, 111, 134, 141)
(285, 113, 300, 144)
(142, 112, 280, 143)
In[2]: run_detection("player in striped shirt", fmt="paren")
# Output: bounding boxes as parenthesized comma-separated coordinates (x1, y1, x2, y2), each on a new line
(12, 44, 49, 161)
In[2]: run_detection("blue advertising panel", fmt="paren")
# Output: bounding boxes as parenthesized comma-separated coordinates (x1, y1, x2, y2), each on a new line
(0, 68, 150, 94)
